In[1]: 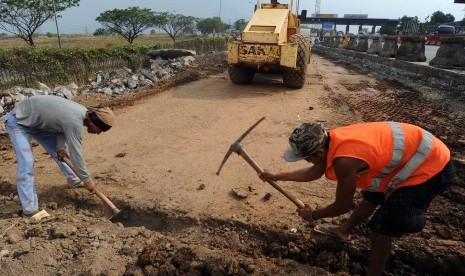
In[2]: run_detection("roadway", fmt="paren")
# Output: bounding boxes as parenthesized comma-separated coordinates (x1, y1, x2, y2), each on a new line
(424, 45, 440, 62)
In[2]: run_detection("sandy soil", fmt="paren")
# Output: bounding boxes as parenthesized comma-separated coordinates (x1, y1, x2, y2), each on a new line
(0, 54, 464, 276)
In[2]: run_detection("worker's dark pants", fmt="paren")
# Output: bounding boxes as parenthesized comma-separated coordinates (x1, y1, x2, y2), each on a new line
(363, 160, 456, 237)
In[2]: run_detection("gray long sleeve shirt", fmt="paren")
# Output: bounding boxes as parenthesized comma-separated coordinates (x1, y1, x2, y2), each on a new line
(15, 95, 92, 182)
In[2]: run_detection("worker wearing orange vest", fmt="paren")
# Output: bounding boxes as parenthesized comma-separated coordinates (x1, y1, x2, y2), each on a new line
(260, 121, 455, 276)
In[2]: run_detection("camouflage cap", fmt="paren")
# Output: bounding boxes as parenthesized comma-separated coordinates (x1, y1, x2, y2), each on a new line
(283, 122, 327, 162)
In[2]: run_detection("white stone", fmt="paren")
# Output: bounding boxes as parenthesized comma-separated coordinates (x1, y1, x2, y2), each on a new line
(102, 87, 113, 95)
(37, 82, 52, 93)
(0, 249, 10, 258)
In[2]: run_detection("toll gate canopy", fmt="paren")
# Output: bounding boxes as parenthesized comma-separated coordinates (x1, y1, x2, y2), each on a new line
(301, 17, 399, 28)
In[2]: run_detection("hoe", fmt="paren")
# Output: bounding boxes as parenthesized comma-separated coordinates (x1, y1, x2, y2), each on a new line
(216, 117, 305, 209)
(62, 157, 126, 222)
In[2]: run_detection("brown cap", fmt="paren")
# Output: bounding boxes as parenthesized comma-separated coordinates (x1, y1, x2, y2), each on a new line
(89, 107, 115, 132)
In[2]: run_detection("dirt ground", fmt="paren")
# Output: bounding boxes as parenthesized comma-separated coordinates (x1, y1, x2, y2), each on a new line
(1, 53, 464, 276)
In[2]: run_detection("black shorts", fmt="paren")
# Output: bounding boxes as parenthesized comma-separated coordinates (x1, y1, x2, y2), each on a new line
(363, 160, 456, 237)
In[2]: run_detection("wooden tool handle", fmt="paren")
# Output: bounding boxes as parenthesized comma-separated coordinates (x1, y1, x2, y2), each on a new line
(93, 189, 119, 213)
(239, 148, 306, 209)
(62, 157, 119, 212)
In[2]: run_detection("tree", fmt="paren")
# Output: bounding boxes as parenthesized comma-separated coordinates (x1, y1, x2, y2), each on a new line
(430, 11, 455, 25)
(233, 19, 248, 31)
(417, 23, 429, 35)
(398, 16, 420, 34)
(93, 27, 115, 36)
(156, 12, 195, 43)
(96, 7, 164, 44)
(378, 25, 396, 35)
(196, 17, 231, 36)
(445, 13, 455, 23)
(0, 0, 80, 46)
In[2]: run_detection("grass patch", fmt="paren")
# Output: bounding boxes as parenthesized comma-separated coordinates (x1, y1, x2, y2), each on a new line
(0, 34, 177, 49)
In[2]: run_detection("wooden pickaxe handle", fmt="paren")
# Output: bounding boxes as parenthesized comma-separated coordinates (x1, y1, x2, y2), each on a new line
(238, 148, 306, 209)
(62, 157, 121, 215)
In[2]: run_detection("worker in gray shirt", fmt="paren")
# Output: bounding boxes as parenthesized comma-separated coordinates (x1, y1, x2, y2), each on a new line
(4, 95, 115, 220)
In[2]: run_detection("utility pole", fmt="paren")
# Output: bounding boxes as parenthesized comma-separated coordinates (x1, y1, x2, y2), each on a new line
(52, 0, 62, 49)
(315, 0, 321, 16)
(219, 0, 222, 19)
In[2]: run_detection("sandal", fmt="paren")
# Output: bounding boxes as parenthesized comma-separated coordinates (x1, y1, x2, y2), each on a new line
(23, 209, 51, 221)
(313, 223, 350, 242)
(68, 181, 84, 189)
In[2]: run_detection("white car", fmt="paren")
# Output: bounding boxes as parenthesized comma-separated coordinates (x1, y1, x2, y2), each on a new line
(436, 25, 455, 34)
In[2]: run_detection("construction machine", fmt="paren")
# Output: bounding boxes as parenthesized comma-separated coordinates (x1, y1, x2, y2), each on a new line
(227, 0, 310, 89)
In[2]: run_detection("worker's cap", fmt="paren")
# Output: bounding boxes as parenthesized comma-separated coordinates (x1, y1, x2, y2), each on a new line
(88, 107, 114, 132)
(283, 122, 327, 162)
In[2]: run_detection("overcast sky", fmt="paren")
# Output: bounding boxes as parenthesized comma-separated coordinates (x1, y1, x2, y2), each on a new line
(41, 0, 464, 34)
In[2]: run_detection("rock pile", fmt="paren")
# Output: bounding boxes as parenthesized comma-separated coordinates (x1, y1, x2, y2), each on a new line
(0, 49, 199, 135)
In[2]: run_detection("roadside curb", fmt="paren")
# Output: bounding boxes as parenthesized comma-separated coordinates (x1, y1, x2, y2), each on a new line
(312, 45, 465, 95)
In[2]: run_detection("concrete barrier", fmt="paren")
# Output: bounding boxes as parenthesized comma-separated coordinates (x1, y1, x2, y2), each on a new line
(337, 35, 343, 48)
(341, 35, 350, 49)
(329, 36, 337, 48)
(312, 45, 465, 94)
(323, 36, 331, 47)
(347, 35, 358, 50)
(330, 36, 341, 48)
(367, 36, 382, 55)
(354, 35, 369, 52)
(395, 36, 426, 62)
(323, 36, 333, 47)
(378, 36, 398, 58)
(429, 36, 465, 68)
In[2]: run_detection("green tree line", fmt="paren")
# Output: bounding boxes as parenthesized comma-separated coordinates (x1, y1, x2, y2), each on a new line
(0, 0, 249, 46)
(378, 10, 461, 35)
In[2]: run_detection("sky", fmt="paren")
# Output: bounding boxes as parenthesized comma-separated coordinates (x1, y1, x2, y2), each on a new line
(40, 0, 464, 34)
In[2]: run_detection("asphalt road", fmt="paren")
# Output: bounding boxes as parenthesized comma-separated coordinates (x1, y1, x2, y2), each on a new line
(424, 45, 439, 62)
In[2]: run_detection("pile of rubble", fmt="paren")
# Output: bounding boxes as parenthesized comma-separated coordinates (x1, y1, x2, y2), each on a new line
(0, 49, 198, 135)
(84, 49, 196, 96)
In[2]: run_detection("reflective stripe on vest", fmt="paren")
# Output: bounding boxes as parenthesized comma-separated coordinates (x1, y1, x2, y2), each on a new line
(384, 129, 433, 194)
(367, 122, 404, 191)
(366, 122, 433, 194)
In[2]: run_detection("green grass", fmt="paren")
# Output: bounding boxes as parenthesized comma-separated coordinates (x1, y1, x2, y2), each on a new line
(0, 34, 176, 49)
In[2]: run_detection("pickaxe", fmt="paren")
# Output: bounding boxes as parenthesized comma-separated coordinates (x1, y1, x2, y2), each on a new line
(216, 117, 305, 209)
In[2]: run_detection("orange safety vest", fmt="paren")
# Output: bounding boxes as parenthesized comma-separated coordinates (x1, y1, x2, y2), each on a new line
(324, 122, 450, 195)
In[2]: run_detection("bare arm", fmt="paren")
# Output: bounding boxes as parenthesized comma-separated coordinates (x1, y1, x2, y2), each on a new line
(260, 161, 326, 182)
(311, 157, 367, 219)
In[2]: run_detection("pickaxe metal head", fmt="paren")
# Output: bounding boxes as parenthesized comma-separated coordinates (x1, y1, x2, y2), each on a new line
(216, 117, 265, 175)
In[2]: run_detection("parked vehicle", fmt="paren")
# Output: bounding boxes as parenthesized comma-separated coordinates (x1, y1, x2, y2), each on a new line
(436, 25, 455, 34)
